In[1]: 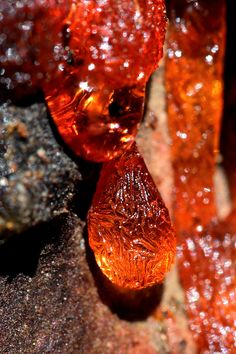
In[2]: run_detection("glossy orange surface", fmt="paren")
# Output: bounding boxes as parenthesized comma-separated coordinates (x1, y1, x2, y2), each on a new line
(166, 0, 225, 233)
(46, 83, 145, 162)
(67, 0, 166, 88)
(88, 144, 176, 289)
(166, 1, 236, 351)
(45, 0, 167, 161)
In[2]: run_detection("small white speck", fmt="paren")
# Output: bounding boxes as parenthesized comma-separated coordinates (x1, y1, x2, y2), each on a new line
(196, 225, 203, 232)
(109, 123, 120, 129)
(137, 72, 144, 80)
(79, 81, 90, 91)
(0, 177, 8, 187)
(211, 45, 219, 53)
(187, 287, 200, 303)
(176, 131, 187, 139)
(175, 50, 182, 58)
(88, 63, 95, 71)
(205, 55, 213, 64)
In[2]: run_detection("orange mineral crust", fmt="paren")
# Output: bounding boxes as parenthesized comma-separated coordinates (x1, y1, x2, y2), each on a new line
(1, 0, 167, 162)
(88, 144, 176, 290)
(165, 1, 236, 352)
(45, 0, 167, 162)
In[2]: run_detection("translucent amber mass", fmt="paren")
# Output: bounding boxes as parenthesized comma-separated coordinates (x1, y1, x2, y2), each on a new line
(88, 144, 176, 289)
(166, 1, 236, 352)
(46, 0, 167, 161)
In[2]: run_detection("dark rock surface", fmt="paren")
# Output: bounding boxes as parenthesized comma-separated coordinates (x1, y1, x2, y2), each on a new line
(0, 212, 173, 354)
(0, 100, 83, 241)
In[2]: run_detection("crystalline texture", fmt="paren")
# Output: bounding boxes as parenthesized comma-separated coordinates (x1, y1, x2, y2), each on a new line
(67, 0, 166, 88)
(88, 144, 176, 289)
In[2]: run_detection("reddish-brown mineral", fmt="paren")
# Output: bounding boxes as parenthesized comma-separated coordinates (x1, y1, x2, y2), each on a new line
(0, 0, 167, 162)
(88, 143, 176, 289)
(45, 0, 167, 161)
(166, 0, 236, 352)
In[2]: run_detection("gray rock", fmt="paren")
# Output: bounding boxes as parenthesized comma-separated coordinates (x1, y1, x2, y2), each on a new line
(0, 101, 82, 241)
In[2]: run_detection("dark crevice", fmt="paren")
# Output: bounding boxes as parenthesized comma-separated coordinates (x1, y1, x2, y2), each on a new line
(0, 214, 69, 280)
(220, 0, 236, 204)
(46, 105, 101, 221)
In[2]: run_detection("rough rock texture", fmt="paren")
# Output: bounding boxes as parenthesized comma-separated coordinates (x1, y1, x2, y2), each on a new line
(0, 100, 84, 241)
(0, 214, 165, 353)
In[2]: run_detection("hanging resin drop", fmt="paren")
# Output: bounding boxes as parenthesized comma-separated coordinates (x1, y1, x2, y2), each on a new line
(88, 144, 176, 289)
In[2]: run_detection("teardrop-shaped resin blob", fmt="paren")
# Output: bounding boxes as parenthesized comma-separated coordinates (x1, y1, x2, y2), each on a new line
(46, 82, 145, 162)
(88, 144, 176, 289)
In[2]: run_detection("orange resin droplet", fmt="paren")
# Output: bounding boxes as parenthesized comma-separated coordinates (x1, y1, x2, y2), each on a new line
(88, 144, 176, 289)
(45, 0, 167, 162)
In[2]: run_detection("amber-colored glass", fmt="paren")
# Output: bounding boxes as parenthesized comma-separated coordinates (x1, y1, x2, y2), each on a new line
(88, 144, 176, 289)
(166, 1, 236, 351)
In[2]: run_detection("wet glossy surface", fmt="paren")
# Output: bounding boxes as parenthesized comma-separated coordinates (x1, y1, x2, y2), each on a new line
(166, 0, 225, 232)
(46, 0, 167, 161)
(88, 144, 176, 289)
(67, 0, 166, 88)
(47, 83, 145, 162)
(166, 1, 236, 352)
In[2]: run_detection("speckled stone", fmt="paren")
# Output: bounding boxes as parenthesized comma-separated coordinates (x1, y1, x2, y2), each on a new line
(0, 101, 82, 241)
